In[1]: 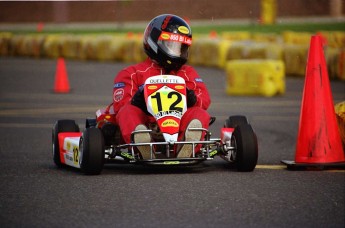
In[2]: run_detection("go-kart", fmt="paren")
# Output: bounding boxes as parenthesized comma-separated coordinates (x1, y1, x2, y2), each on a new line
(52, 75, 258, 175)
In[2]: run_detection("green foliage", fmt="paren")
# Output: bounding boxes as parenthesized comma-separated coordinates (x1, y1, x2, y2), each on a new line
(3, 21, 344, 35)
(192, 22, 345, 34)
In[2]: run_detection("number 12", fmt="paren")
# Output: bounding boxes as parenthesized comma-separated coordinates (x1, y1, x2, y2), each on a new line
(151, 91, 183, 113)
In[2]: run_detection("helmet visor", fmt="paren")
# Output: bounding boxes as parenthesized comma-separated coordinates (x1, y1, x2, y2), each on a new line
(158, 32, 192, 59)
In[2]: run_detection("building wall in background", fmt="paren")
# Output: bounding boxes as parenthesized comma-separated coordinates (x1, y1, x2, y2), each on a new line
(0, 0, 343, 23)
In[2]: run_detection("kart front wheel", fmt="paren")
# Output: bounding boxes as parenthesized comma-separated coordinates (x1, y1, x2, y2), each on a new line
(79, 128, 105, 175)
(52, 120, 80, 167)
(232, 124, 258, 172)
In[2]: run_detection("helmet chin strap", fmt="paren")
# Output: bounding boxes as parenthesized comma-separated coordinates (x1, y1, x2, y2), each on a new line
(150, 57, 182, 74)
(163, 66, 181, 74)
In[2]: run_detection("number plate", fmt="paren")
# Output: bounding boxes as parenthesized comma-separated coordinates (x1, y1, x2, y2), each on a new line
(144, 75, 187, 142)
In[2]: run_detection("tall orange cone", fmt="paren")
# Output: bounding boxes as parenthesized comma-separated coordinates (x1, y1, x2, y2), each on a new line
(54, 58, 70, 93)
(281, 35, 345, 170)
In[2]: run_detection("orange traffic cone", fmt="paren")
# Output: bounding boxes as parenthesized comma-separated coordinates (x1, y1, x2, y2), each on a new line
(209, 30, 218, 39)
(36, 22, 44, 32)
(281, 35, 345, 170)
(54, 58, 70, 93)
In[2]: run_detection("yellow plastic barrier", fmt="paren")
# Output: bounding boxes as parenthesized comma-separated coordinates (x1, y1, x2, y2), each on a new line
(201, 38, 220, 67)
(337, 49, 345, 80)
(10, 34, 45, 57)
(326, 47, 342, 79)
(335, 101, 345, 148)
(108, 36, 127, 61)
(317, 31, 345, 48)
(266, 43, 284, 60)
(9, 34, 24, 56)
(122, 35, 146, 63)
(260, 0, 277, 25)
(0, 32, 13, 56)
(3, 31, 343, 81)
(217, 40, 232, 68)
(94, 35, 114, 61)
(251, 33, 282, 43)
(225, 59, 285, 97)
(221, 31, 251, 41)
(188, 38, 203, 66)
(189, 37, 221, 67)
(60, 35, 80, 59)
(76, 36, 91, 60)
(30, 35, 46, 57)
(80, 35, 100, 60)
(42, 35, 63, 58)
(122, 38, 137, 62)
(282, 31, 312, 45)
(283, 44, 309, 76)
(225, 41, 250, 60)
(90, 34, 125, 61)
(77, 34, 123, 61)
(225, 41, 283, 62)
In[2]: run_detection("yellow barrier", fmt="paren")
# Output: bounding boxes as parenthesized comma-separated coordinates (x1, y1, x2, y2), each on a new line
(189, 37, 221, 67)
(221, 31, 251, 41)
(79, 35, 125, 61)
(122, 34, 146, 63)
(217, 40, 232, 68)
(9, 34, 24, 56)
(282, 31, 312, 45)
(1, 32, 344, 81)
(188, 37, 205, 66)
(8, 34, 46, 57)
(79, 35, 102, 60)
(0, 32, 13, 56)
(42, 35, 63, 58)
(60, 35, 80, 59)
(317, 31, 345, 48)
(283, 44, 309, 76)
(251, 33, 282, 43)
(328, 48, 344, 81)
(225, 59, 285, 97)
(338, 49, 345, 80)
(260, 0, 277, 25)
(335, 101, 345, 148)
(225, 41, 283, 61)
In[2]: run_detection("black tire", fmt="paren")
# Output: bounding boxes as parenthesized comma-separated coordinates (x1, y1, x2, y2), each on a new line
(85, 118, 97, 128)
(52, 120, 80, 167)
(224, 115, 248, 128)
(232, 124, 258, 172)
(79, 128, 105, 175)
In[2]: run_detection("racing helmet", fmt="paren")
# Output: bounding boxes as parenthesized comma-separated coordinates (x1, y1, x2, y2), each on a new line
(143, 14, 192, 71)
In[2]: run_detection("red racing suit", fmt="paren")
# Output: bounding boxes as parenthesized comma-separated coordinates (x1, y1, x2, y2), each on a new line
(113, 58, 211, 145)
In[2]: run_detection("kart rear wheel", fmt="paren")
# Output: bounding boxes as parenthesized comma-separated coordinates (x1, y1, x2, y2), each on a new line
(52, 120, 80, 167)
(79, 128, 105, 175)
(225, 115, 248, 128)
(232, 124, 258, 172)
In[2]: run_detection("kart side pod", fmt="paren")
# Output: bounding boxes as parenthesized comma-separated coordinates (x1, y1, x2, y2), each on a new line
(58, 132, 82, 168)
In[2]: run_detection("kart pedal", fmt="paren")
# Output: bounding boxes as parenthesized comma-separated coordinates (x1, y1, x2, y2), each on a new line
(134, 124, 155, 159)
(177, 119, 202, 158)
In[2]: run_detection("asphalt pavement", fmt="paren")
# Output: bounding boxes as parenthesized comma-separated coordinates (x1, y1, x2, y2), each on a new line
(0, 57, 344, 227)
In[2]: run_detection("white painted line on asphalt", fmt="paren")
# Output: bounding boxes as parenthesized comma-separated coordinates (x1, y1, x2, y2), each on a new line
(0, 123, 53, 128)
(256, 164, 345, 172)
(0, 106, 101, 116)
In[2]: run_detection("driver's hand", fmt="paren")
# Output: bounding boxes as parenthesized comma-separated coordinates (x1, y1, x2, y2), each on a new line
(186, 89, 197, 107)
